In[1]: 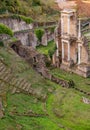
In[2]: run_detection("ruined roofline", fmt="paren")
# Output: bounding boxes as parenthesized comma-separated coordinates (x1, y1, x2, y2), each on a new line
(61, 8, 76, 14)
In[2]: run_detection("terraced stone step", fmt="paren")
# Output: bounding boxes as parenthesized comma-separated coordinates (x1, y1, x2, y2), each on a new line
(1, 71, 11, 79)
(4, 73, 12, 82)
(0, 74, 12, 84)
(22, 82, 30, 90)
(10, 78, 19, 86)
(0, 81, 6, 92)
(15, 80, 23, 88)
(0, 61, 4, 67)
(0, 66, 6, 74)
(18, 79, 27, 89)
(11, 87, 17, 94)
(10, 77, 16, 84)
(28, 88, 33, 94)
(25, 85, 31, 92)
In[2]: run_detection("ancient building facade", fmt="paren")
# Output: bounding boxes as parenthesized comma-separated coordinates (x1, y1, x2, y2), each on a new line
(55, 9, 90, 77)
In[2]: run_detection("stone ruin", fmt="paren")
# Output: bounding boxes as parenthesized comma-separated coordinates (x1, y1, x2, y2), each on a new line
(54, 8, 90, 77)
(82, 97, 90, 104)
(10, 40, 71, 88)
(0, 17, 55, 48)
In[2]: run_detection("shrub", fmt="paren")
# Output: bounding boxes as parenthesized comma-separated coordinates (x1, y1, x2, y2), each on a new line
(34, 29, 44, 42)
(0, 23, 13, 36)
(0, 41, 4, 47)
(48, 45, 57, 59)
(20, 15, 33, 24)
(11, 14, 34, 24)
(32, 0, 41, 6)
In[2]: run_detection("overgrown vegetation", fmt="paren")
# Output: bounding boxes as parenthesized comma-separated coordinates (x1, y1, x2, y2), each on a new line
(37, 40, 57, 58)
(0, 0, 59, 22)
(11, 14, 34, 24)
(0, 45, 90, 130)
(0, 41, 4, 47)
(0, 23, 13, 36)
(35, 29, 44, 42)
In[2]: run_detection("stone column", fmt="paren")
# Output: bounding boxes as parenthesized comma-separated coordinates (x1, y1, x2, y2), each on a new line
(62, 41, 64, 60)
(61, 16, 64, 35)
(68, 16, 70, 34)
(78, 19, 81, 39)
(78, 44, 81, 64)
(68, 41, 70, 61)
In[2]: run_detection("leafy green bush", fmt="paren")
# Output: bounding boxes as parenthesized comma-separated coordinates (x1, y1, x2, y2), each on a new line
(0, 23, 13, 36)
(0, 41, 4, 47)
(20, 15, 33, 24)
(48, 45, 57, 59)
(11, 14, 33, 24)
(35, 29, 44, 42)
(32, 0, 41, 6)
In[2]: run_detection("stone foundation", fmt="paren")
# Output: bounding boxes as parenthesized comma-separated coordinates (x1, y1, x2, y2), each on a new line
(60, 63, 90, 78)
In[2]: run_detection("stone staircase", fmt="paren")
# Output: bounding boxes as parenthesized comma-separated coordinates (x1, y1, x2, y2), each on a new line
(10, 77, 32, 95)
(0, 59, 47, 101)
(0, 60, 12, 93)
(0, 60, 31, 95)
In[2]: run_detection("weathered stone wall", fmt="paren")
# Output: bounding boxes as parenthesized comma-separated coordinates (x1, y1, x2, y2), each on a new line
(0, 17, 36, 47)
(41, 31, 54, 46)
(0, 17, 55, 48)
(70, 41, 78, 64)
(14, 32, 29, 46)
(0, 18, 33, 32)
(0, 34, 10, 41)
(81, 45, 89, 63)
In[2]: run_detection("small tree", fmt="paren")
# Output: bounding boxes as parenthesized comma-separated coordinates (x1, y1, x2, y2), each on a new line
(35, 29, 44, 42)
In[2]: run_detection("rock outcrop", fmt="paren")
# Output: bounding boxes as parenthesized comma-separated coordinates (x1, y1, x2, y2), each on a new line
(11, 41, 51, 80)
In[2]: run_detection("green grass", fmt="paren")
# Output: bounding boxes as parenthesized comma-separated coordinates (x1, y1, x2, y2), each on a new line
(0, 46, 90, 130)
(0, 23, 13, 36)
(46, 86, 90, 130)
(50, 68, 90, 92)
(36, 40, 56, 57)
(0, 92, 62, 130)
(11, 14, 34, 24)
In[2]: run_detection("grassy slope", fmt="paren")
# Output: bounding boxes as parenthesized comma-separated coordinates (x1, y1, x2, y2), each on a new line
(51, 68, 90, 92)
(47, 87, 90, 130)
(0, 46, 60, 130)
(46, 68, 90, 130)
(0, 46, 90, 130)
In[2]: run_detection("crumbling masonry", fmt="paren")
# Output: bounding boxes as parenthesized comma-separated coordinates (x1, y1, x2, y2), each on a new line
(55, 9, 90, 77)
